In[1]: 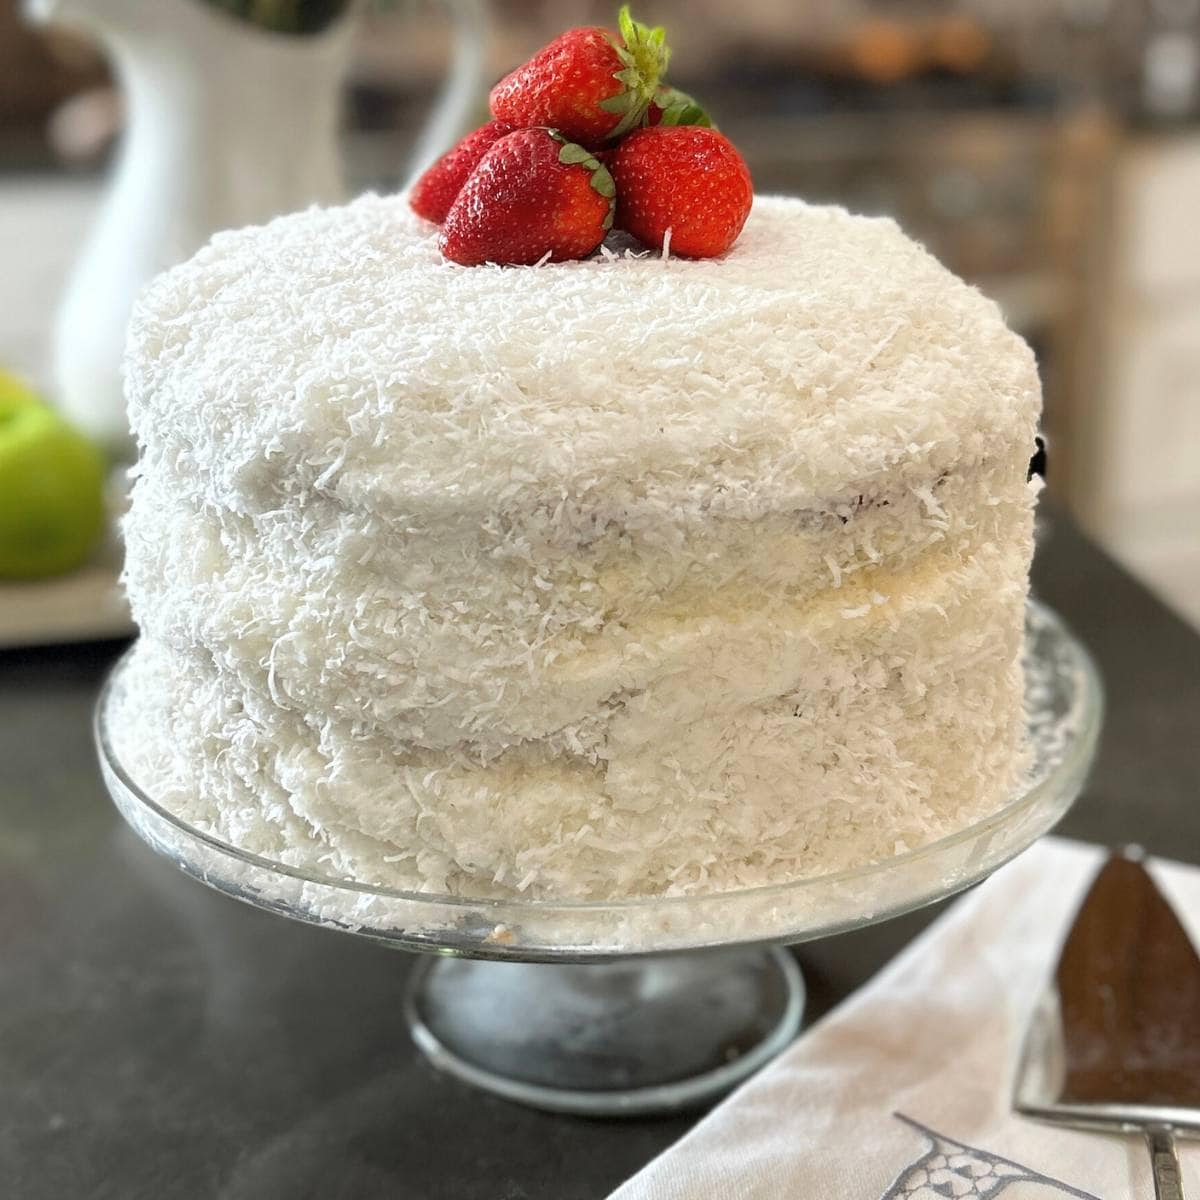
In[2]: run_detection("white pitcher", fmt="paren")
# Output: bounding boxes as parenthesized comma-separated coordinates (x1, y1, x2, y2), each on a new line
(24, 0, 356, 459)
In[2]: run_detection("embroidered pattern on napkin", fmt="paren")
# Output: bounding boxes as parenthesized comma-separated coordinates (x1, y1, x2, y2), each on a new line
(881, 1114, 1101, 1200)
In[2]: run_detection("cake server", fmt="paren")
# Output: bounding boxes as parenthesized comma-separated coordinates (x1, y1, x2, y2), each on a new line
(1015, 848, 1200, 1199)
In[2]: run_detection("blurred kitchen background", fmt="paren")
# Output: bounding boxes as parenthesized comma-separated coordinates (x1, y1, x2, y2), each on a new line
(2, 0, 1198, 637)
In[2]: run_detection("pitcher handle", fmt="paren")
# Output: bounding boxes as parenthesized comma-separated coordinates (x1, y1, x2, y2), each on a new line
(404, 0, 492, 187)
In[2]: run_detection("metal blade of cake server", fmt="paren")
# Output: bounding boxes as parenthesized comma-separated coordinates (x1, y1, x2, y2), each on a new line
(1016, 849, 1200, 1132)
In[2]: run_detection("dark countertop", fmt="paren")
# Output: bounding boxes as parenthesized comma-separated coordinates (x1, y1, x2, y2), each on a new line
(3, 507, 1199, 1200)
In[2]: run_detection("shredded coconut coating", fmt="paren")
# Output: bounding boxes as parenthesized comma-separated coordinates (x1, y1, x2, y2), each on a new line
(117, 193, 1041, 900)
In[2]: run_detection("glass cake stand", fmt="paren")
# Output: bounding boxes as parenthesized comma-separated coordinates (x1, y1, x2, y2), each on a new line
(95, 601, 1101, 1116)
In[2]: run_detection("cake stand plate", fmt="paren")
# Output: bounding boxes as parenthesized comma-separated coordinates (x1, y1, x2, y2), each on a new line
(95, 601, 1101, 1115)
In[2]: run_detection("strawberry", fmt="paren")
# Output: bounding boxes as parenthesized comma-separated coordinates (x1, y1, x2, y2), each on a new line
(646, 86, 712, 129)
(489, 6, 669, 146)
(610, 125, 753, 259)
(439, 128, 616, 266)
(409, 119, 512, 224)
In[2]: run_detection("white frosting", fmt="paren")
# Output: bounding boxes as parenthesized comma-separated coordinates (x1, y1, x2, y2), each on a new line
(117, 193, 1041, 900)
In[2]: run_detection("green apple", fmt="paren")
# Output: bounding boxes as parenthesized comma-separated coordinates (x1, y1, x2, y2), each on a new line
(0, 367, 44, 412)
(0, 396, 106, 579)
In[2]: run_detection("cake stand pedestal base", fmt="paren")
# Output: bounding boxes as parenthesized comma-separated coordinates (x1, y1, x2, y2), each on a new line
(404, 946, 805, 1115)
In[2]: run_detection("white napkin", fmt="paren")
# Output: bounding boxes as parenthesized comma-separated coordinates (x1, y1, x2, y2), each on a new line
(609, 837, 1200, 1200)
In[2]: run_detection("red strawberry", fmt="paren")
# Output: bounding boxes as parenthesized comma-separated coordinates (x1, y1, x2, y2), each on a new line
(439, 128, 616, 266)
(610, 126, 753, 259)
(489, 6, 669, 146)
(409, 119, 513, 224)
(646, 86, 712, 129)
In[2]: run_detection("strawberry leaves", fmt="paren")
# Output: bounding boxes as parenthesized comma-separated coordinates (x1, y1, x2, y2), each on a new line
(649, 87, 712, 129)
(599, 6, 670, 138)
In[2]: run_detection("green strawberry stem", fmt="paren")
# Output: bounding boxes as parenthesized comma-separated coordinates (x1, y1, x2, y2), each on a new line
(600, 5, 670, 139)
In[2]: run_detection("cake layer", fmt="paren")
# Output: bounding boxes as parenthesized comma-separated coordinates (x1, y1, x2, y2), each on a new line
(124, 195, 1039, 530)
(122, 448, 1031, 757)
